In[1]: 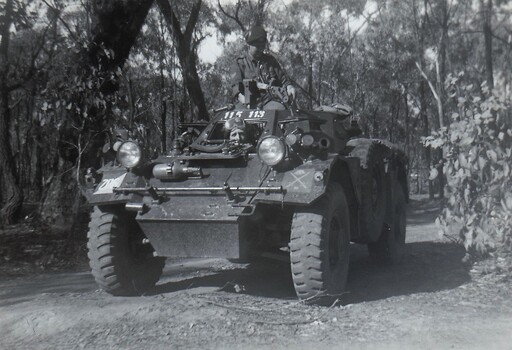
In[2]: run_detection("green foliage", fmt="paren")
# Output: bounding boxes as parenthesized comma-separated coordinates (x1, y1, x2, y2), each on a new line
(425, 74, 512, 256)
(3, 0, 512, 231)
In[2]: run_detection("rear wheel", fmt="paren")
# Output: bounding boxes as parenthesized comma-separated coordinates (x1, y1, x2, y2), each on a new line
(290, 183, 350, 302)
(349, 142, 386, 242)
(87, 206, 165, 296)
(368, 182, 407, 263)
(359, 146, 386, 241)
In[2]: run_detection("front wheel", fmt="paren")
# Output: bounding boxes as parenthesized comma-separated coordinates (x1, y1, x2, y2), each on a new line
(87, 206, 165, 296)
(290, 183, 351, 302)
(368, 182, 407, 263)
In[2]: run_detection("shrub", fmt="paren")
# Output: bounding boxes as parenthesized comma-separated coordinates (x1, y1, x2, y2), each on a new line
(424, 74, 512, 257)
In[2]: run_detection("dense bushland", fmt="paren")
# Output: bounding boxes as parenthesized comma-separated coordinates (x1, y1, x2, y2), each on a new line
(1, 0, 511, 263)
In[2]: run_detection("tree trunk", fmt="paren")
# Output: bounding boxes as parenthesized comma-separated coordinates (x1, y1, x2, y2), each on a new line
(306, 13, 314, 109)
(420, 0, 434, 200)
(435, 0, 449, 199)
(482, 0, 494, 90)
(76, 0, 155, 161)
(390, 92, 401, 143)
(40, 157, 81, 232)
(438, 0, 448, 129)
(157, 0, 209, 121)
(37, 0, 155, 228)
(317, 54, 323, 104)
(88, 0, 155, 71)
(307, 56, 313, 109)
(178, 48, 209, 120)
(160, 64, 168, 152)
(403, 93, 410, 161)
(0, 89, 23, 226)
(419, 82, 434, 199)
(0, 0, 23, 226)
(77, 0, 154, 157)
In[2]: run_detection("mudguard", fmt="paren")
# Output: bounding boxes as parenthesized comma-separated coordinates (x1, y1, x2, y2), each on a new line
(347, 137, 409, 201)
(89, 167, 144, 205)
(254, 156, 360, 206)
(347, 138, 408, 168)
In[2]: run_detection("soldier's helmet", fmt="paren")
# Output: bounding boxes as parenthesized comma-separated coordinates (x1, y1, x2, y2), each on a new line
(245, 25, 267, 45)
(225, 117, 245, 131)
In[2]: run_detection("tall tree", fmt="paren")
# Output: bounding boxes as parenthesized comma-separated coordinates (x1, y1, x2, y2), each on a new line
(87, 0, 154, 73)
(217, 0, 272, 32)
(0, 0, 23, 225)
(156, 0, 209, 121)
(481, 0, 494, 89)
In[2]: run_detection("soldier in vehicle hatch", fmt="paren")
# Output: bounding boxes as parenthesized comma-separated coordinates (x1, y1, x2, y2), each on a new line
(231, 25, 296, 110)
(224, 117, 259, 146)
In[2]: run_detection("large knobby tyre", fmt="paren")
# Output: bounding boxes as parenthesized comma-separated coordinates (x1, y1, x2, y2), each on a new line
(357, 144, 387, 242)
(87, 206, 165, 296)
(290, 183, 350, 302)
(368, 182, 407, 264)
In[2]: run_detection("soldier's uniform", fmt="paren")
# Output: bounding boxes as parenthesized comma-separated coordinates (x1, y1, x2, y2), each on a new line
(230, 25, 293, 110)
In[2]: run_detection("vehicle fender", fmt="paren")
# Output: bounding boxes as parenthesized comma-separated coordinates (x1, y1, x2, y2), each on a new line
(321, 157, 360, 241)
(254, 159, 333, 205)
(254, 156, 358, 206)
(89, 167, 144, 205)
(346, 138, 408, 201)
(326, 156, 361, 204)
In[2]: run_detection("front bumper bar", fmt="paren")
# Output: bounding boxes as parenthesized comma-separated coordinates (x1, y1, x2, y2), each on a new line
(114, 185, 286, 198)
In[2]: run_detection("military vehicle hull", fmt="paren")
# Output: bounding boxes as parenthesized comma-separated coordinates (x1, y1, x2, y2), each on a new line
(86, 106, 408, 301)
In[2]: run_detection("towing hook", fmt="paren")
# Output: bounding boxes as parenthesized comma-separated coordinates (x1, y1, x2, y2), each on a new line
(223, 181, 236, 201)
(147, 186, 161, 202)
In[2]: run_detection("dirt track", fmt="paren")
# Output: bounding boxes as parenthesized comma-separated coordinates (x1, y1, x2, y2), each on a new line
(1, 196, 512, 349)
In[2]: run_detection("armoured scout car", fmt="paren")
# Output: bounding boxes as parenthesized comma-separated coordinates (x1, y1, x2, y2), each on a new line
(86, 87, 408, 301)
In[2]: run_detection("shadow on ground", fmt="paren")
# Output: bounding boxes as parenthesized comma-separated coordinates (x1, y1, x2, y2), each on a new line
(0, 195, 468, 306)
(0, 241, 470, 307)
(343, 241, 469, 304)
(153, 240, 470, 304)
(153, 196, 469, 304)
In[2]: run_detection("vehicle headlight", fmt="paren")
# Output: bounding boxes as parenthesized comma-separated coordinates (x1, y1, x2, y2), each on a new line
(117, 141, 142, 168)
(301, 134, 315, 147)
(258, 136, 286, 166)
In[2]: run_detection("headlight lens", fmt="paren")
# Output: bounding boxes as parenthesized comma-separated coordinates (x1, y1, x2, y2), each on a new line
(258, 136, 286, 166)
(117, 141, 142, 168)
(285, 133, 298, 146)
(301, 134, 315, 147)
